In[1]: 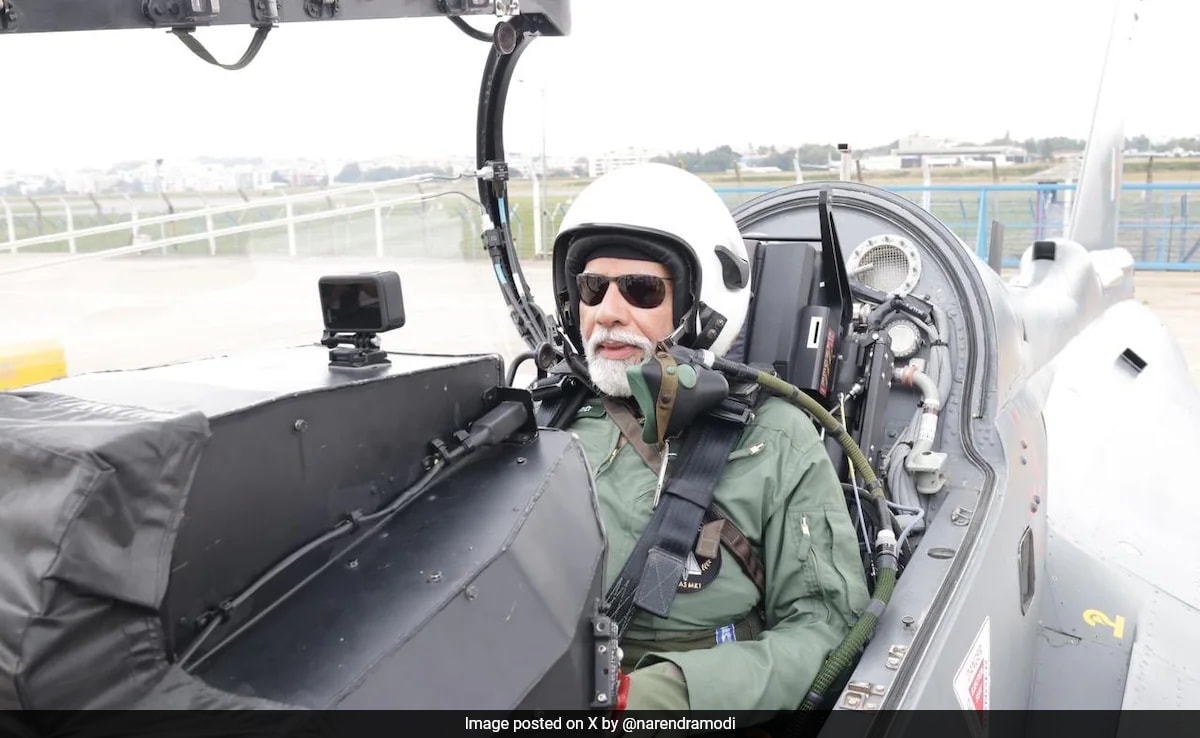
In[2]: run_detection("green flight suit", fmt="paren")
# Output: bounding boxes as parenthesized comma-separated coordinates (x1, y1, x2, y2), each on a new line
(566, 393, 870, 712)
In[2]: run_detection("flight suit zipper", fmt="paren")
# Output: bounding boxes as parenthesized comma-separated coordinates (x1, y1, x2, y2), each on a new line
(801, 514, 824, 594)
(594, 437, 624, 478)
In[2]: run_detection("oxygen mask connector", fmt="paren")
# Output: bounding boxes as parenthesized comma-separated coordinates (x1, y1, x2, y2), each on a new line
(625, 342, 731, 448)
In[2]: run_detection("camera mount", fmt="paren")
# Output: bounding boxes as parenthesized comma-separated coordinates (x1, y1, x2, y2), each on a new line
(321, 330, 390, 368)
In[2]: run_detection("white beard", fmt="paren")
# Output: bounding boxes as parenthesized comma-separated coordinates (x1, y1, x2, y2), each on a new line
(584, 326, 655, 398)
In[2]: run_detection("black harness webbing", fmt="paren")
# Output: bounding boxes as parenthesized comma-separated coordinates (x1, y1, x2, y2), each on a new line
(602, 396, 768, 603)
(534, 368, 764, 633)
(533, 375, 589, 429)
(535, 396, 563, 427)
(603, 405, 747, 636)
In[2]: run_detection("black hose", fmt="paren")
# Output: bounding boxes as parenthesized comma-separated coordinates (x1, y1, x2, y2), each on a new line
(865, 296, 900, 328)
(506, 350, 536, 386)
(842, 484, 881, 566)
(881, 312, 937, 340)
(441, 6, 493, 42)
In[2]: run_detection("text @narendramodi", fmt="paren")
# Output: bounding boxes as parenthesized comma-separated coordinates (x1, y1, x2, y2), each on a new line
(466, 715, 738, 733)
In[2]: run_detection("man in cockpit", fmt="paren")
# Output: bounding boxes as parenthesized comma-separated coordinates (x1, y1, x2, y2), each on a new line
(546, 163, 869, 714)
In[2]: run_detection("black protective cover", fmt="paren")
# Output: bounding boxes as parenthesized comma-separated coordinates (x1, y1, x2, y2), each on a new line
(0, 391, 272, 709)
(0, 347, 605, 711)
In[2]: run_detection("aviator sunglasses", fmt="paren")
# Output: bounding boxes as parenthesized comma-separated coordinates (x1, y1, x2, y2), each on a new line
(576, 273, 671, 309)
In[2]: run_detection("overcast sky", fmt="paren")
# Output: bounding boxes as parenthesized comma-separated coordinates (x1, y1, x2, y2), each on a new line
(2, 0, 1194, 171)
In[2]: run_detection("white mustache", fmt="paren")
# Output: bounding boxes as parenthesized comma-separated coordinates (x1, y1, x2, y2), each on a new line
(583, 327, 655, 397)
(585, 327, 654, 359)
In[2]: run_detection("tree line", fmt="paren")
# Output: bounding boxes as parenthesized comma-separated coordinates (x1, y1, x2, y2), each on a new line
(325, 134, 1200, 183)
(649, 135, 1200, 174)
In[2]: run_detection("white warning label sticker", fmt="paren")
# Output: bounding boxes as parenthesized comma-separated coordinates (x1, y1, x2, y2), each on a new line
(953, 617, 990, 713)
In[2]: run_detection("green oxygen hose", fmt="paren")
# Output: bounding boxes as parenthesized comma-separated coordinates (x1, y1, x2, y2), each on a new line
(708, 355, 901, 715)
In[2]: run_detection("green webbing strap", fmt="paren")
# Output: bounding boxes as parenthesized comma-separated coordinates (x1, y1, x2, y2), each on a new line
(171, 25, 271, 71)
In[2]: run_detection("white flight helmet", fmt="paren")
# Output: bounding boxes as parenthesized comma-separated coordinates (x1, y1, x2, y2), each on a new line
(551, 163, 750, 357)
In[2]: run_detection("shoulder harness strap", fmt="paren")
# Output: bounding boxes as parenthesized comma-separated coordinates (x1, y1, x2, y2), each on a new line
(603, 393, 768, 608)
(603, 393, 756, 635)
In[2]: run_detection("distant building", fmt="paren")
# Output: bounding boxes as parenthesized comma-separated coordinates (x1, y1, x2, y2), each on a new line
(65, 172, 101, 194)
(235, 169, 271, 191)
(858, 155, 904, 172)
(588, 148, 657, 178)
(891, 135, 1029, 168)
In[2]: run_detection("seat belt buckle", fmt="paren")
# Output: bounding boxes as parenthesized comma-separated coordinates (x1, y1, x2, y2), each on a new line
(634, 546, 685, 618)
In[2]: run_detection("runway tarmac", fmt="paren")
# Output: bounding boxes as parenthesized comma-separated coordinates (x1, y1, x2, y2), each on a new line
(3, 253, 1200, 386)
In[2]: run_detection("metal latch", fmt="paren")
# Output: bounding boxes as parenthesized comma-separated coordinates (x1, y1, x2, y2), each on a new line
(590, 616, 620, 708)
(252, 0, 281, 24)
(143, 0, 221, 28)
(841, 681, 887, 710)
(441, 0, 494, 14)
(442, 0, 521, 15)
(303, 0, 339, 19)
(2, 0, 21, 31)
(886, 644, 908, 670)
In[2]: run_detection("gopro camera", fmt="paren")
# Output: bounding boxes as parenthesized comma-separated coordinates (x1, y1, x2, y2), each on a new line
(318, 272, 405, 334)
(318, 272, 405, 369)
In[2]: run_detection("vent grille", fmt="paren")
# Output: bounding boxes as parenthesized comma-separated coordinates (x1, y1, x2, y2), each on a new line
(848, 235, 922, 296)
